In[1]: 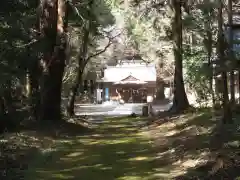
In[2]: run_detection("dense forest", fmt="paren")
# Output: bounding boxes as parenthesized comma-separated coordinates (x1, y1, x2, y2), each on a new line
(1, 0, 240, 179)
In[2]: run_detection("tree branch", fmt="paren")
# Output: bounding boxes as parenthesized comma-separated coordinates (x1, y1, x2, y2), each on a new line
(15, 39, 39, 48)
(68, 1, 85, 22)
(86, 40, 112, 61)
(85, 32, 122, 62)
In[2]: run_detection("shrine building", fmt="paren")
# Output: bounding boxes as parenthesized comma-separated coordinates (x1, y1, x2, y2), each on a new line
(98, 56, 157, 103)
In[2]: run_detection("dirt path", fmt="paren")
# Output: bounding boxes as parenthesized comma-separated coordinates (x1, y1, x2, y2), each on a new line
(4, 110, 240, 179)
(24, 117, 159, 180)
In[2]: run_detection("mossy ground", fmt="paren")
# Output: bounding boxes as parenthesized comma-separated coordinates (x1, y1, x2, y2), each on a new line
(2, 109, 240, 179)
(24, 117, 159, 180)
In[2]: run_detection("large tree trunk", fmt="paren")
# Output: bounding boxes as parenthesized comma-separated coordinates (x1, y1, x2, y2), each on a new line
(171, 0, 189, 113)
(203, 0, 215, 106)
(156, 82, 165, 100)
(239, 72, 240, 103)
(228, 0, 235, 105)
(28, 62, 40, 119)
(66, 22, 90, 117)
(217, 0, 232, 123)
(39, 0, 68, 121)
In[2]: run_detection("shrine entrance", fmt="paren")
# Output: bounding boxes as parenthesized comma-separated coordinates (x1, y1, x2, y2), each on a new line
(124, 88, 147, 103)
(113, 75, 148, 103)
(115, 87, 147, 103)
(115, 86, 148, 103)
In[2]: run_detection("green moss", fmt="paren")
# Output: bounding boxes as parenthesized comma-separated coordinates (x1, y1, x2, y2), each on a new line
(24, 117, 158, 180)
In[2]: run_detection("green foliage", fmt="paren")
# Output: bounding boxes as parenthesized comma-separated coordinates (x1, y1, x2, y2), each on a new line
(183, 46, 212, 105)
(0, 0, 37, 95)
(62, 0, 116, 95)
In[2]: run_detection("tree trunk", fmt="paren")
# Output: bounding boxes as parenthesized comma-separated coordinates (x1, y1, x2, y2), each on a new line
(239, 72, 240, 103)
(203, 2, 215, 106)
(156, 83, 165, 100)
(66, 70, 83, 117)
(66, 22, 90, 117)
(39, 0, 68, 121)
(0, 97, 6, 119)
(228, 0, 235, 105)
(206, 30, 215, 106)
(28, 63, 40, 119)
(217, 0, 232, 123)
(171, 0, 189, 113)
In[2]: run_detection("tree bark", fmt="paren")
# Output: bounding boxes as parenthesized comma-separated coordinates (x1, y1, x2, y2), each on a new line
(238, 72, 240, 103)
(39, 0, 68, 121)
(228, 0, 235, 105)
(217, 0, 232, 123)
(203, 1, 215, 107)
(66, 69, 83, 117)
(156, 82, 165, 100)
(171, 0, 189, 113)
(66, 22, 90, 117)
(28, 63, 40, 119)
(206, 29, 215, 106)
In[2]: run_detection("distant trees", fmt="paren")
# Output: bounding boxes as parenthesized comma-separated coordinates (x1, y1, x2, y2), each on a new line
(65, 0, 117, 116)
(0, 0, 39, 130)
(1, 0, 240, 130)
(217, 0, 232, 123)
(125, 0, 240, 120)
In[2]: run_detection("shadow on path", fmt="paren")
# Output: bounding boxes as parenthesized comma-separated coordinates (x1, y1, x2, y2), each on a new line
(24, 117, 159, 180)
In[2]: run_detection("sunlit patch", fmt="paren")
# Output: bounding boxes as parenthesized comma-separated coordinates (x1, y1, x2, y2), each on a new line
(128, 156, 149, 161)
(157, 148, 176, 158)
(94, 164, 103, 167)
(116, 151, 126, 155)
(88, 141, 100, 145)
(41, 148, 57, 154)
(117, 175, 143, 180)
(51, 173, 74, 179)
(100, 166, 113, 170)
(66, 152, 83, 157)
(93, 138, 136, 145)
(91, 134, 102, 137)
(56, 140, 73, 144)
(181, 159, 202, 168)
(164, 130, 178, 137)
(224, 140, 240, 148)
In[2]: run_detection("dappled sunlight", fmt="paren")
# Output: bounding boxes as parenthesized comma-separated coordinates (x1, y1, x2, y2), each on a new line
(51, 174, 75, 179)
(224, 140, 240, 148)
(117, 175, 147, 180)
(151, 147, 211, 178)
(153, 167, 187, 178)
(66, 152, 84, 157)
(164, 129, 178, 137)
(10, 110, 233, 179)
(128, 156, 152, 162)
(24, 116, 159, 180)
(143, 111, 219, 178)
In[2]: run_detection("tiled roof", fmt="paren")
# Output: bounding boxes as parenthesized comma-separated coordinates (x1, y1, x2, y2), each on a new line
(103, 65, 156, 82)
(121, 75, 140, 81)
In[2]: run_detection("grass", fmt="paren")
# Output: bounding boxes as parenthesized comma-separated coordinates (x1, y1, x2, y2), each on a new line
(2, 109, 240, 179)
(145, 109, 240, 179)
(23, 117, 159, 180)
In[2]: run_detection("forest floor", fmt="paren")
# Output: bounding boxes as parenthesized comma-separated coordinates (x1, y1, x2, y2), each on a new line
(1, 109, 240, 179)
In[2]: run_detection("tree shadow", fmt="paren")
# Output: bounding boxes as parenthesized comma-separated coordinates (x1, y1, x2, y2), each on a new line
(0, 116, 96, 179)
(22, 117, 161, 180)
(152, 109, 240, 179)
